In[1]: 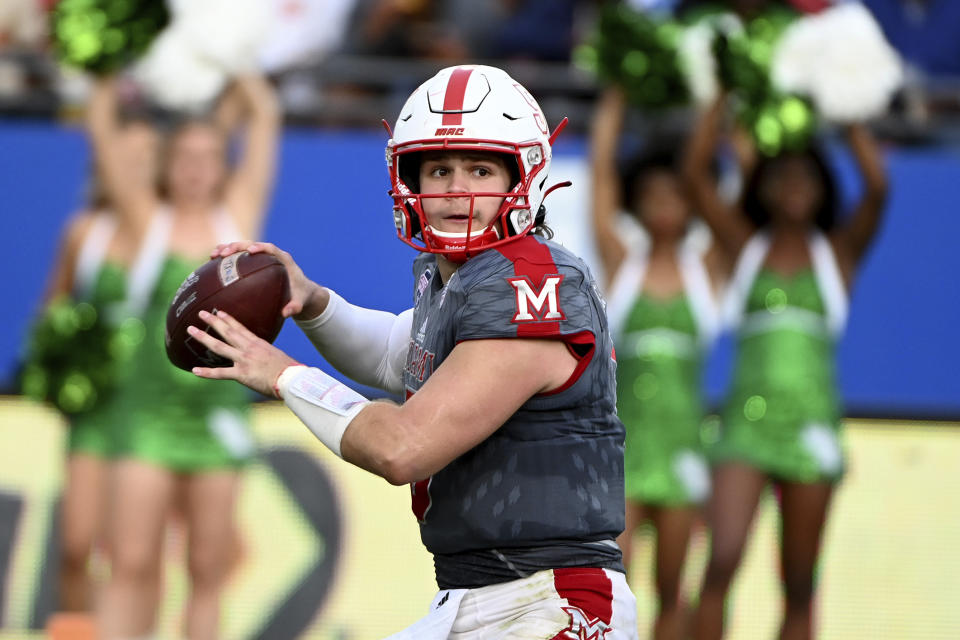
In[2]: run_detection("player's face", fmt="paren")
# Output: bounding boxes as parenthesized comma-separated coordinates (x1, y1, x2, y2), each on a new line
(418, 152, 513, 234)
(118, 122, 159, 191)
(166, 123, 227, 204)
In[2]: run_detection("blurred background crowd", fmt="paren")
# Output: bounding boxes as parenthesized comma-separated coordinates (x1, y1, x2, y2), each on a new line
(1, 1, 959, 640)
(0, 0, 958, 136)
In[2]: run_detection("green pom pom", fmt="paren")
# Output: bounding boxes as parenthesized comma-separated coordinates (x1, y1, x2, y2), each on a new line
(20, 296, 139, 415)
(58, 372, 97, 414)
(48, 301, 81, 338)
(51, 0, 170, 75)
(749, 94, 816, 157)
(695, 5, 817, 155)
(21, 364, 49, 402)
(583, 3, 690, 110)
(572, 43, 598, 72)
(109, 317, 146, 361)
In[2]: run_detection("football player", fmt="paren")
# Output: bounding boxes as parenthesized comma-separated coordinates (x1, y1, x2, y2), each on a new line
(190, 65, 638, 639)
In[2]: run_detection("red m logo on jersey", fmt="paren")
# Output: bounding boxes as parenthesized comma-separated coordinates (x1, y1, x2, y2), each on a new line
(508, 274, 566, 323)
(560, 605, 611, 640)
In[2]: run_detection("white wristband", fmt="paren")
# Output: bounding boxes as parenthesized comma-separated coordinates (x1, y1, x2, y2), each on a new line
(276, 365, 370, 458)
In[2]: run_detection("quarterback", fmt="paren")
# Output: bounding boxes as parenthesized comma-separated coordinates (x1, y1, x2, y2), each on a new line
(189, 65, 638, 639)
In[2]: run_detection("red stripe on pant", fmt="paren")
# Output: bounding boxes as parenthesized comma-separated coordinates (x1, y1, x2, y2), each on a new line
(551, 567, 614, 638)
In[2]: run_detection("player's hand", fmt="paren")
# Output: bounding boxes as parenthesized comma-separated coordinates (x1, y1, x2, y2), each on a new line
(188, 309, 299, 397)
(211, 241, 328, 320)
(210, 240, 254, 258)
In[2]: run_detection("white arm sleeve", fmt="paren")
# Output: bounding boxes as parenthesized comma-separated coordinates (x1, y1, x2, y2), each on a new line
(295, 289, 412, 396)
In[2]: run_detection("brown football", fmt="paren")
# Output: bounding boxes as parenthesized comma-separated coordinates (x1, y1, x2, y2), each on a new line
(165, 251, 291, 371)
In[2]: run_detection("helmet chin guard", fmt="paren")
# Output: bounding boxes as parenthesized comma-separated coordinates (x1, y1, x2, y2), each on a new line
(385, 65, 568, 263)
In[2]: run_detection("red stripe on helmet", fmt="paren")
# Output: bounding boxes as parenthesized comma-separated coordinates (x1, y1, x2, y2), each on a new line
(441, 68, 474, 126)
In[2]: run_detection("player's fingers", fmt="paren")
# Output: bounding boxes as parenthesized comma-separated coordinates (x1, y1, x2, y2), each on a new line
(196, 310, 250, 349)
(277, 249, 300, 274)
(187, 324, 243, 361)
(282, 299, 303, 318)
(253, 243, 298, 273)
(211, 242, 243, 257)
(208, 309, 259, 340)
(191, 365, 238, 380)
(246, 241, 278, 255)
(215, 241, 254, 257)
(197, 307, 235, 332)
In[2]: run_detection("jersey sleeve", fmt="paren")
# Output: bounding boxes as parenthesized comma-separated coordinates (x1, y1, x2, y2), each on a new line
(454, 253, 600, 344)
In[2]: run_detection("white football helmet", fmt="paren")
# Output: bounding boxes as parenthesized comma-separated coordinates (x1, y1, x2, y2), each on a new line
(385, 65, 568, 262)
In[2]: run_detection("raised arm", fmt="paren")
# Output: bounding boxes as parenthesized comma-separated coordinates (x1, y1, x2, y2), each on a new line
(682, 96, 753, 259)
(222, 74, 282, 239)
(832, 123, 888, 266)
(213, 82, 245, 135)
(589, 87, 629, 288)
(42, 213, 93, 304)
(85, 77, 155, 227)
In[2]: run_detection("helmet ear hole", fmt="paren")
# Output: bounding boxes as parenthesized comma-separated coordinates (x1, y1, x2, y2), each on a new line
(407, 202, 422, 236)
(398, 151, 422, 194)
(506, 161, 521, 192)
(396, 151, 423, 237)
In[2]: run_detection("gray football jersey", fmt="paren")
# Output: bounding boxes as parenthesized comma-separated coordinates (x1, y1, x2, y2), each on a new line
(402, 235, 626, 589)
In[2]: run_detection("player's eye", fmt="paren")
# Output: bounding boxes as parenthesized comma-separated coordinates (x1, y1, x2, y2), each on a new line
(473, 166, 493, 177)
(428, 166, 449, 178)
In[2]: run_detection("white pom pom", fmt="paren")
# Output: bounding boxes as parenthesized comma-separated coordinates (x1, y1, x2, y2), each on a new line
(679, 13, 744, 108)
(679, 23, 719, 107)
(773, 3, 903, 123)
(133, 26, 227, 113)
(771, 15, 820, 91)
(131, 0, 277, 111)
(178, 0, 274, 74)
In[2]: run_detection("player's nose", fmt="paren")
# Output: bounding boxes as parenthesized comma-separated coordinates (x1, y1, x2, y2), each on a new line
(446, 168, 471, 195)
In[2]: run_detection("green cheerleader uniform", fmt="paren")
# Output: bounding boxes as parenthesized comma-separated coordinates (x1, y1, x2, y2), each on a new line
(714, 233, 846, 482)
(67, 262, 128, 457)
(109, 255, 254, 471)
(617, 294, 710, 505)
(606, 245, 718, 506)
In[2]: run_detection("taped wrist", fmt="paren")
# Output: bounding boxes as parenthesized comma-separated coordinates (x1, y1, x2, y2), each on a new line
(275, 365, 370, 458)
